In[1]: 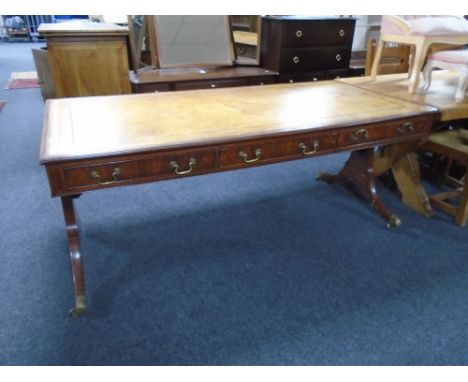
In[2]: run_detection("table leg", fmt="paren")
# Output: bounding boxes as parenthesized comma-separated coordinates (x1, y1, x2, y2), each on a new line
(374, 143, 433, 218)
(317, 148, 401, 228)
(61, 195, 86, 317)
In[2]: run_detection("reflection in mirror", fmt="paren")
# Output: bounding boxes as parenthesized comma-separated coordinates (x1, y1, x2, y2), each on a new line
(230, 16, 261, 65)
(154, 15, 234, 67)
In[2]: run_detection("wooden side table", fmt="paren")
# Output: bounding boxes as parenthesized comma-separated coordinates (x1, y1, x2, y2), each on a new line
(38, 21, 131, 98)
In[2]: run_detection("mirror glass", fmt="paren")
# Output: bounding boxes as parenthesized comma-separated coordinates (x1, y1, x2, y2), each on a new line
(155, 15, 234, 67)
(230, 16, 261, 65)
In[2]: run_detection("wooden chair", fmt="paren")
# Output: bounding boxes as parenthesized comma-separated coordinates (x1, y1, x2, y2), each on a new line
(370, 15, 468, 94)
(422, 129, 468, 226)
(365, 38, 410, 76)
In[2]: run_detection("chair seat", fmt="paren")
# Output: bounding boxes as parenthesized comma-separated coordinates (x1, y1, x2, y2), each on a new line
(423, 129, 468, 227)
(382, 16, 468, 36)
(430, 49, 468, 64)
(426, 130, 468, 164)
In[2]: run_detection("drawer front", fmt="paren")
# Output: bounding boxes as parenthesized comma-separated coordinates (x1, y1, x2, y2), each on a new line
(277, 71, 326, 83)
(132, 82, 172, 93)
(336, 118, 429, 149)
(62, 149, 217, 190)
(247, 76, 276, 86)
(279, 46, 351, 72)
(326, 68, 349, 79)
(174, 78, 248, 91)
(281, 20, 355, 47)
(275, 132, 336, 158)
(219, 141, 276, 169)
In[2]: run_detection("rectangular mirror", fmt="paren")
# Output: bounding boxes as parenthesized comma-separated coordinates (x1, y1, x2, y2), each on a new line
(154, 15, 234, 68)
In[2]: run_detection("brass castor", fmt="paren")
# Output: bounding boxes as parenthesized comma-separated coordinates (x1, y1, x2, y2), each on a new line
(386, 214, 402, 229)
(68, 295, 86, 318)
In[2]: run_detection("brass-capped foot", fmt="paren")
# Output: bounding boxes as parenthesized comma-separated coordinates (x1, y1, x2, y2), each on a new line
(386, 214, 402, 229)
(69, 295, 86, 318)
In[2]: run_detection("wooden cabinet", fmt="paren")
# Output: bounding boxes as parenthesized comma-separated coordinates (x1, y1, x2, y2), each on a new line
(261, 16, 356, 83)
(38, 21, 131, 98)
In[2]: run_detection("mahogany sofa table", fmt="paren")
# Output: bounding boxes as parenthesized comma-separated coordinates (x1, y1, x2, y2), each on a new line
(40, 81, 436, 316)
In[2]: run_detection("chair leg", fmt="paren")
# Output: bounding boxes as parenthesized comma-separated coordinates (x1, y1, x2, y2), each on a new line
(454, 171, 468, 226)
(408, 41, 429, 94)
(455, 69, 468, 103)
(421, 59, 434, 94)
(370, 39, 385, 81)
(408, 46, 415, 79)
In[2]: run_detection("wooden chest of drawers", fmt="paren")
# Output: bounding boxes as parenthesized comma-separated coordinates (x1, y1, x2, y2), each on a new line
(260, 16, 356, 83)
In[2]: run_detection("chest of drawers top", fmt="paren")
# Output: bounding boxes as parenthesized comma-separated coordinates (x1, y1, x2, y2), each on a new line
(262, 16, 356, 47)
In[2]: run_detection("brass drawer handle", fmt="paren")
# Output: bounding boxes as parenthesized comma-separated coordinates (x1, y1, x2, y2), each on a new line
(293, 56, 300, 64)
(339, 29, 345, 37)
(397, 121, 414, 134)
(336, 54, 342, 62)
(296, 30, 303, 38)
(169, 158, 197, 175)
(90, 167, 121, 186)
(351, 128, 369, 141)
(239, 148, 262, 163)
(299, 141, 319, 156)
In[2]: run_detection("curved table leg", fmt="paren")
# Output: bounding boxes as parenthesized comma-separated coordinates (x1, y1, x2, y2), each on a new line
(61, 195, 86, 317)
(317, 148, 401, 228)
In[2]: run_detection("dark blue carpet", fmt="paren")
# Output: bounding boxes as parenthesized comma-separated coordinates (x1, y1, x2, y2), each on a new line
(0, 42, 467, 365)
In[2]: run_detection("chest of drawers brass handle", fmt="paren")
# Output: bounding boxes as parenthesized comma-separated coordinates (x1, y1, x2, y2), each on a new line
(336, 54, 342, 62)
(296, 30, 303, 37)
(293, 56, 300, 64)
(396, 121, 414, 133)
(169, 158, 197, 175)
(299, 141, 320, 155)
(351, 128, 369, 141)
(339, 29, 345, 37)
(239, 148, 262, 163)
(90, 167, 121, 186)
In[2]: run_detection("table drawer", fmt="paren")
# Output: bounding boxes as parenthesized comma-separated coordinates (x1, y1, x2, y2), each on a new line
(336, 118, 429, 149)
(61, 149, 217, 190)
(174, 78, 249, 91)
(219, 141, 276, 169)
(275, 131, 336, 158)
(279, 46, 351, 72)
(281, 20, 355, 47)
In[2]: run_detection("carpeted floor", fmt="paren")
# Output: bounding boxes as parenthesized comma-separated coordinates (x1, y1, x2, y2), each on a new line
(0, 41, 467, 366)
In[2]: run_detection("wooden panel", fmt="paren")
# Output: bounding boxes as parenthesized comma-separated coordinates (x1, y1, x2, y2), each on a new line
(47, 39, 131, 97)
(32, 48, 56, 99)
